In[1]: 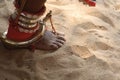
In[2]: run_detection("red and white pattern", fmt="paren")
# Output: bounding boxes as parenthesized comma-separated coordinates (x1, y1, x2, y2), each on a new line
(6, 0, 46, 42)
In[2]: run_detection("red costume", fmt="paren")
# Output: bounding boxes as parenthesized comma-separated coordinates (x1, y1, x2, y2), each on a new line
(0, 0, 96, 51)
(7, 0, 46, 41)
(1, 0, 47, 50)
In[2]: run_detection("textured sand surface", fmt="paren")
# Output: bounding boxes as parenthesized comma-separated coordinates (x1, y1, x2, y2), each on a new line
(0, 0, 120, 80)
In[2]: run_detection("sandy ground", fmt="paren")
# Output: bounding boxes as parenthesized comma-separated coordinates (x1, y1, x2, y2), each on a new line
(0, 0, 120, 80)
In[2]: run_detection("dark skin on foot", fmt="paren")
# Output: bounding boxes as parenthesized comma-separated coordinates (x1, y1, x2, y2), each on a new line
(35, 31, 66, 50)
(19, 0, 66, 50)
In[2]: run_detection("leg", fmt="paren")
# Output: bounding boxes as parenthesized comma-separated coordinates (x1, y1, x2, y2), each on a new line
(17, 0, 66, 50)
(35, 31, 66, 50)
(20, 0, 66, 50)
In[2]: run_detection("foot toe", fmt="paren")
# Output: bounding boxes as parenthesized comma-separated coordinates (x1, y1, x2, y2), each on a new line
(53, 42, 63, 48)
(56, 39, 65, 44)
(57, 36, 66, 41)
(34, 30, 65, 50)
(50, 44, 59, 50)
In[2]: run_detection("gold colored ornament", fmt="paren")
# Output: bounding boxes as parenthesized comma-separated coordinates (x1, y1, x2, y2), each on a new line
(0, 23, 45, 48)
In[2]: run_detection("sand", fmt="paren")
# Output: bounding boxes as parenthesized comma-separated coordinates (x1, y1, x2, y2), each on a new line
(0, 0, 120, 80)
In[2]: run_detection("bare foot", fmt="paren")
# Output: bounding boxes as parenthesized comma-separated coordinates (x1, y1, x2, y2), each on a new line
(34, 30, 66, 50)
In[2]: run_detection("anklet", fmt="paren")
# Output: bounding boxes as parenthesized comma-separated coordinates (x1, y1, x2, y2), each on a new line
(0, 22, 45, 48)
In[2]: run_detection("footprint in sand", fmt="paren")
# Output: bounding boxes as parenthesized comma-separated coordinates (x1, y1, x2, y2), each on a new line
(94, 33, 104, 38)
(98, 26, 108, 30)
(0, 67, 32, 80)
(90, 41, 113, 51)
(114, 4, 120, 11)
(88, 11, 115, 27)
(80, 22, 108, 31)
(70, 45, 94, 59)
